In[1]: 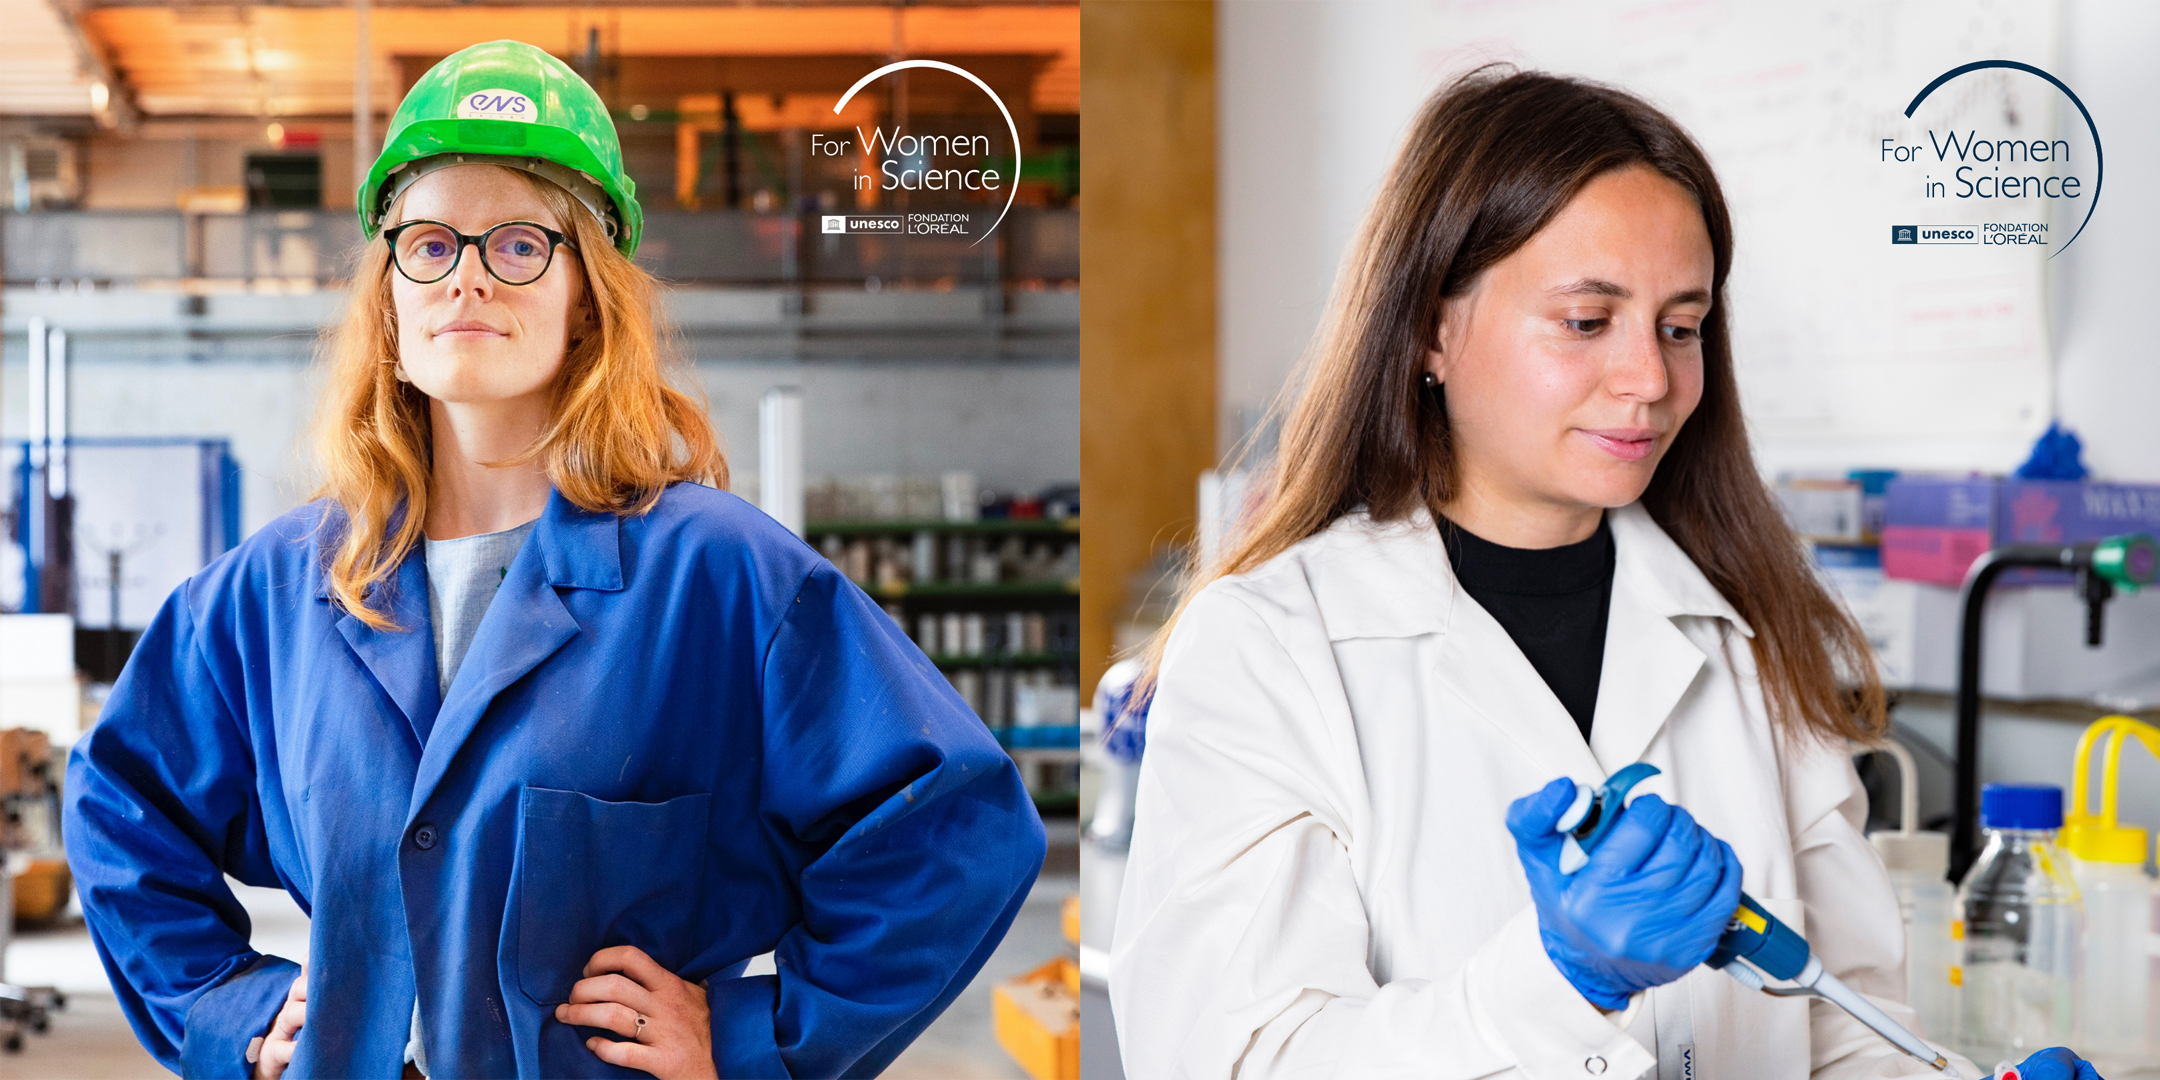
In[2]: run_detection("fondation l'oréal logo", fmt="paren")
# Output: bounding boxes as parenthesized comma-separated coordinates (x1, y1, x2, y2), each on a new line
(814, 60, 1020, 246)
(1882, 60, 2102, 258)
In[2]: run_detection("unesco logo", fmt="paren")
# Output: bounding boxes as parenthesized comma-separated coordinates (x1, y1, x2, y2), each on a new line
(1892, 225, 1977, 245)
(831, 59, 1021, 245)
(819, 215, 903, 235)
(1897, 60, 2104, 256)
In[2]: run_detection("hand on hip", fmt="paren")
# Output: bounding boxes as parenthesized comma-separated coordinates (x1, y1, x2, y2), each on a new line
(247, 961, 307, 1080)
(557, 945, 717, 1080)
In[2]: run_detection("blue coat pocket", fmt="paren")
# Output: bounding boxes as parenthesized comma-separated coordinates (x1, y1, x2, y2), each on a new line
(513, 787, 713, 1006)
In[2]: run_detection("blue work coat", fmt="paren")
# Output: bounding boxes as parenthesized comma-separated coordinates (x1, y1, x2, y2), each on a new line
(64, 483, 1046, 1079)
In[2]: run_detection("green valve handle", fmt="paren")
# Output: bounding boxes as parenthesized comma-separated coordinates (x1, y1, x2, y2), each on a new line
(2076, 532, 2158, 647)
(2092, 532, 2160, 592)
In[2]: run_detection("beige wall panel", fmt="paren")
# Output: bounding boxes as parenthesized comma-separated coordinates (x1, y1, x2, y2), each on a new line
(82, 139, 183, 209)
(1078, 0, 1214, 694)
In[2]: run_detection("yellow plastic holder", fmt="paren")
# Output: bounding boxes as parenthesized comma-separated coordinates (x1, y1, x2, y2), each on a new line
(994, 955, 1080, 1080)
(2062, 715, 2160, 1061)
(2062, 715, 2160, 865)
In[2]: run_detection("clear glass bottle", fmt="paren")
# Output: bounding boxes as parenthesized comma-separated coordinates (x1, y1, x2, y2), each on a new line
(1954, 784, 2082, 1063)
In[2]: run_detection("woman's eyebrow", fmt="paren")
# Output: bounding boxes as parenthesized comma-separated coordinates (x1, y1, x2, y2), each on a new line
(1548, 278, 1711, 306)
(1549, 277, 1630, 299)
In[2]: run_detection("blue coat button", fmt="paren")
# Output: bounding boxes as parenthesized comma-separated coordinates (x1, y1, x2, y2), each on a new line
(412, 824, 438, 850)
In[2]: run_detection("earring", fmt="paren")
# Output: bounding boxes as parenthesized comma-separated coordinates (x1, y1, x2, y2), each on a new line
(393, 361, 412, 384)
(1421, 371, 1440, 388)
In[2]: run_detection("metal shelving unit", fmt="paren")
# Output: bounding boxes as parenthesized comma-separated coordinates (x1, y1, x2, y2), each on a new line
(862, 580, 1078, 600)
(808, 518, 1077, 537)
(810, 517, 1082, 810)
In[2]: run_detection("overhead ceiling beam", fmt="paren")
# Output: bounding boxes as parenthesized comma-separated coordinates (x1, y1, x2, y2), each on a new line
(75, 0, 1070, 8)
(48, 0, 142, 130)
(70, 3, 1076, 120)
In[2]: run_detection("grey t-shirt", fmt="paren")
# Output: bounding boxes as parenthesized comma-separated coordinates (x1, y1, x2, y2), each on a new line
(424, 517, 539, 697)
(407, 516, 537, 1074)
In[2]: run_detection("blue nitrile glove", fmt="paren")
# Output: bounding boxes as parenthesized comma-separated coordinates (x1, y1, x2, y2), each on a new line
(1507, 777, 1745, 1010)
(2010, 1047, 2105, 1080)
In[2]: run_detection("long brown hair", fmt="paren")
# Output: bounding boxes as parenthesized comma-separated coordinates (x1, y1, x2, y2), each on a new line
(1150, 67, 1883, 744)
(311, 166, 726, 630)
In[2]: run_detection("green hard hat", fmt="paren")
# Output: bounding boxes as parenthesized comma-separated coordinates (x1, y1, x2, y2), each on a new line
(358, 40, 643, 256)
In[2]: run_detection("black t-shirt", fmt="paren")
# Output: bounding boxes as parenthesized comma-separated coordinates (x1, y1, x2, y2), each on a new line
(1440, 513, 1615, 742)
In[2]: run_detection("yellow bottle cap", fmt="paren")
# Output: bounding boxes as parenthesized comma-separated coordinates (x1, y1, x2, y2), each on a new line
(2063, 820, 2150, 864)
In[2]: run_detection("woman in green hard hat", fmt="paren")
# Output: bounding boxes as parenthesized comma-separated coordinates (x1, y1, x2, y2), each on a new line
(66, 39, 1044, 1080)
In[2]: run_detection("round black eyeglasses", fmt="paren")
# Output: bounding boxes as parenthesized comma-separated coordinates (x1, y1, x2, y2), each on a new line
(382, 219, 576, 287)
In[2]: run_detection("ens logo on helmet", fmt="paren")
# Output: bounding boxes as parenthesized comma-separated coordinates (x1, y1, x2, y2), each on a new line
(457, 90, 537, 123)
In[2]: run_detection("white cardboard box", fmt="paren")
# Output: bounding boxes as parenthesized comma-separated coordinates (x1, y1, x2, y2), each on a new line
(0, 678, 80, 743)
(0, 615, 73, 682)
(1, 616, 81, 744)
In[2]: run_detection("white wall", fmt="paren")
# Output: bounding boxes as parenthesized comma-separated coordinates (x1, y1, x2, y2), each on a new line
(0, 348, 321, 536)
(1, 346, 1078, 538)
(1218, 0, 2157, 480)
(1215, 1, 1443, 454)
(2048, 0, 2160, 482)
(693, 359, 1078, 497)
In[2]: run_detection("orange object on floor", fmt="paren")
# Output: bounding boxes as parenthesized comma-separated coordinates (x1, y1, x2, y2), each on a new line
(14, 859, 71, 923)
(1061, 895, 1079, 945)
(993, 955, 1080, 1080)
(0, 729, 51, 798)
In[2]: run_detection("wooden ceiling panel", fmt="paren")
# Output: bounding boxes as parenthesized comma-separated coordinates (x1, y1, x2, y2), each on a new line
(76, 3, 1077, 119)
(0, 0, 99, 116)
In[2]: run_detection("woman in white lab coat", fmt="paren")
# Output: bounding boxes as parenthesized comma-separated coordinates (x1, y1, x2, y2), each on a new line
(1110, 69, 2104, 1079)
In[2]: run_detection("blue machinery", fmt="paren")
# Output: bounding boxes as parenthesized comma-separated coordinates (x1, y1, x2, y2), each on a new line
(7, 437, 242, 616)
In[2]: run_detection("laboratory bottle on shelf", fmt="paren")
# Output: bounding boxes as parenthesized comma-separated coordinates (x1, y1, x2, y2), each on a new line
(2057, 715, 2160, 1068)
(2063, 829, 2153, 1067)
(1954, 784, 2082, 1064)
(1868, 738, 1956, 1042)
(1878, 832, 1959, 1043)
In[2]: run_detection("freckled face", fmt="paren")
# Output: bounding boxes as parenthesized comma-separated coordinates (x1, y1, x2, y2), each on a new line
(1427, 165, 1714, 512)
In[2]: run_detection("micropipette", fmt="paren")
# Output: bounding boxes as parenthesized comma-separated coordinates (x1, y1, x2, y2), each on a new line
(1556, 763, 1963, 1078)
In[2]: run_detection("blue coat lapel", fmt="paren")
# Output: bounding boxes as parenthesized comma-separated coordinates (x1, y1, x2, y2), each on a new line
(407, 489, 625, 819)
(327, 543, 442, 750)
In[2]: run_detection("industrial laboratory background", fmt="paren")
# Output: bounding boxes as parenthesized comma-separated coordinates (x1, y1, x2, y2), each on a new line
(0, 2, 1078, 1076)
(1080, 2, 2160, 1078)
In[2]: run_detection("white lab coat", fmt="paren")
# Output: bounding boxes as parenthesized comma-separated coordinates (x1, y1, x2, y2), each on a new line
(1110, 503, 1976, 1080)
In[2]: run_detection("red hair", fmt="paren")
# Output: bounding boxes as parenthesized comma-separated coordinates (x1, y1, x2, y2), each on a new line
(310, 167, 725, 629)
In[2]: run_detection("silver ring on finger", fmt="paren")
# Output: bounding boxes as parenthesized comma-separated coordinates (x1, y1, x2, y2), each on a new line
(634, 1015, 648, 1043)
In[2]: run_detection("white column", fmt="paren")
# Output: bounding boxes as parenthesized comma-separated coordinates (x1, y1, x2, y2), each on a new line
(25, 318, 46, 471)
(758, 387, 805, 536)
(45, 328, 67, 498)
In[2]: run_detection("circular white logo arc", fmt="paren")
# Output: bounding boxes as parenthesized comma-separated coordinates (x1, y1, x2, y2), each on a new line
(834, 60, 1022, 247)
